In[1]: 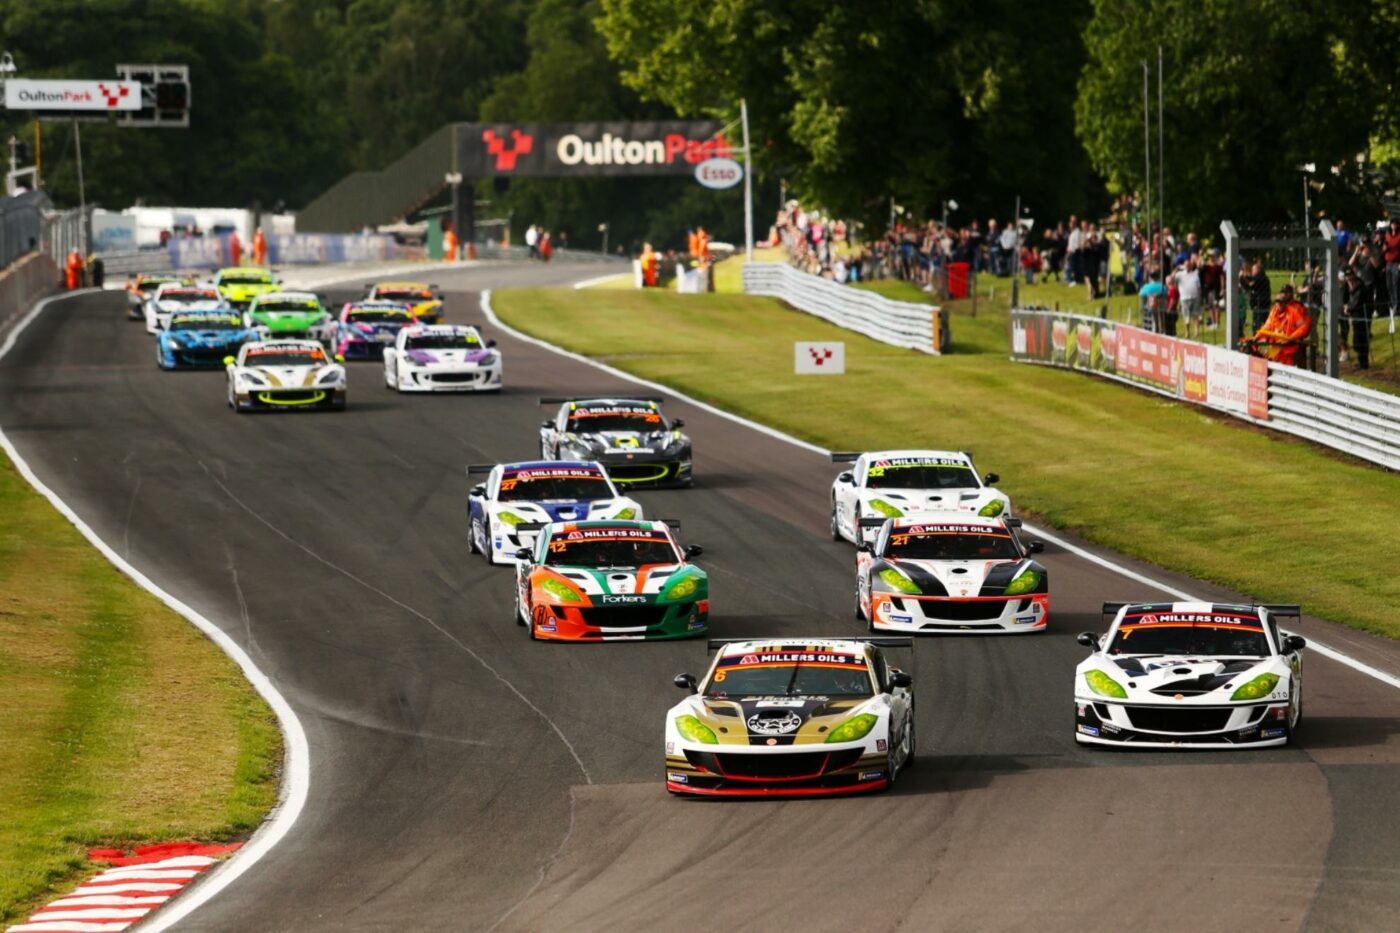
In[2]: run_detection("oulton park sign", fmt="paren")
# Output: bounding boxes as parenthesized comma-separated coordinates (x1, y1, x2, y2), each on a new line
(457, 121, 729, 177)
(4, 79, 142, 111)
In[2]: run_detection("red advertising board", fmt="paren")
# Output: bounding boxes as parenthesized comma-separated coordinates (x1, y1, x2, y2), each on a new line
(1248, 356, 1269, 419)
(1115, 327, 1179, 390)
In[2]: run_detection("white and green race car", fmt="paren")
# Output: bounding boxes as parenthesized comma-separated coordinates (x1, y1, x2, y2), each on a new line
(830, 449, 1011, 545)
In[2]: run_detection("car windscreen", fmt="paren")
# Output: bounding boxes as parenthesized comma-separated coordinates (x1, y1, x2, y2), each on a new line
(347, 309, 411, 323)
(884, 526, 1019, 560)
(171, 315, 242, 331)
(1108, 612, 1270, 657)
(499, 471, 609, 502)
(256, 301, 320, 314)
(405, 333, 482, 350)
(138, 279, 179, 293)
(544, 531, 676, 566)
(565, 408, 665, 432)
(706, 651, 873, 699)
(243, 349, 326, 366)
(222, 273, 273, 285)
(162, 291, 220, 305)
(866, 462, 977, 489)
(376, 288, 431, 300)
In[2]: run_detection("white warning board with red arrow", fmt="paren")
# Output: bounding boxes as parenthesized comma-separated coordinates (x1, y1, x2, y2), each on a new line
(794, 341, 845, 375)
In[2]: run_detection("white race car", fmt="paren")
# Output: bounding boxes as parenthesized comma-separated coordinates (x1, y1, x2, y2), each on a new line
(226, 339, 347, 413)
(466, 460, 642, 565)
(383, 324, 502, 392)
(1075, 601, 1306, 748)
(665, 637, 915, 796)
(856, 514, 1048, 633)
(145, 284, 227, 334)
(830, 450, 1011, 545)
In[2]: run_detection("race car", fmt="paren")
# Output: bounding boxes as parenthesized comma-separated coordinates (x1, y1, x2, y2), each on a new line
(332, 301, 417, 361)
(144, 284, 227, 334)
(466, 461, 643, 565)
(855, 515, 1047, 633)
(1075, 601, 1306, 748)
(830, 450, 1011, 545)
(244, 291, 333, 342)
(156, 309, 260, 369)
(214, 267, 281, 309)
(363, 281, 444, 323)
(513, 519, 707, 641)
(125, 272, 188, 320)
(225, 339, 346, 412)
(538, 397, 692, 487)
(383, 324, 502, 392)
(664, 637, 915, 796)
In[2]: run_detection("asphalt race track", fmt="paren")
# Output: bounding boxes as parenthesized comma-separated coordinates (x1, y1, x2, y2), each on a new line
(4, 260, 1400, 932)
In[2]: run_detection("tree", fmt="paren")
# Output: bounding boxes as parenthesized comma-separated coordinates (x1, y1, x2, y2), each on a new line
(1075, 0, 1373, 231)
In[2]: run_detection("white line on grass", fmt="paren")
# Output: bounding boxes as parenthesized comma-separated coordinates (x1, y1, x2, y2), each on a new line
(481, 287, 1400, 692)
(0, 291, 311, 931)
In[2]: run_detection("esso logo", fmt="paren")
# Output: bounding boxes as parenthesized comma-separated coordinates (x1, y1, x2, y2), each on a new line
(694, 157, 743, 190)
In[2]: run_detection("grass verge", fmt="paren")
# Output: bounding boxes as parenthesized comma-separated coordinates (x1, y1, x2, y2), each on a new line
(492, 281, 1400, 640)
(0, 450, 281, 923)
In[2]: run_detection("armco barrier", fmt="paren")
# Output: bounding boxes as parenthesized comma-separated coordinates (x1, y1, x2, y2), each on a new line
(0, 252, 60, 330)
(743, 262, 947, 354)
(1009, 308, 1399, 471)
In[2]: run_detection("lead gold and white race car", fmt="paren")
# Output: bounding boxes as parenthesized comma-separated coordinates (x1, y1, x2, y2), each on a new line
(664, 637, 915, 797)
(856, 514, 1048, 633)
(1075, 601, 1306, 748)
(226, 339, 347, 412)
(830, 450, 1011, 545)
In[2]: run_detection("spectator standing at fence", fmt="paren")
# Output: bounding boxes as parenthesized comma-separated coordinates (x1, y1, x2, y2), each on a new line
(1139, 272, 1165, 331)
(1253, 284, 1312, 366)
(1021, 243, 1038, 284)
(998, 222, 1017, 278)
(1384, 220, 1400, 317)
(1340, 268, 1371, 368)
(525, 224, 539, 259)
(1175, 257, 1203, 339)
(1335, 218, 1352, 258)
(1350, 237, 1382, 318)
(1200, 249, 1223, 331)
(539, 230, 553, 262)
(640, 242, 658, 287)
(1240, 261, 1272, 332)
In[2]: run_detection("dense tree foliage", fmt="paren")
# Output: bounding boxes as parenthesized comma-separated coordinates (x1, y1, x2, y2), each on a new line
(1, 0, 1397, 242)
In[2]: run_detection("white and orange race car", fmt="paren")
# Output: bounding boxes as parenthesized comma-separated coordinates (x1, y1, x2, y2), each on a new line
(855, 514, 1048, 634)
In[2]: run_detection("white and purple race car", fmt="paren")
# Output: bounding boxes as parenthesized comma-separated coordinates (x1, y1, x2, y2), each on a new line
(383, 324, 502, 392)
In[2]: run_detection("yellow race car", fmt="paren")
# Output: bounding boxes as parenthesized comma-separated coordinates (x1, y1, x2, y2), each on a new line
(215, 267, 281, 310)
(363, 281, 445, 324)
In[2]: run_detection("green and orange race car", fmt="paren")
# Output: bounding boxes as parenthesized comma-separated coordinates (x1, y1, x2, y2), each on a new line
(513, 519, 708, 641)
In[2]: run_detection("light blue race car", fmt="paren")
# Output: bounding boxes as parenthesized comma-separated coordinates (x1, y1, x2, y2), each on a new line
(157, 309, 262, 369)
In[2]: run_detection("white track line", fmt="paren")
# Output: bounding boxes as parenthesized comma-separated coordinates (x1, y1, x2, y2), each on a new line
(481, 288, 1400, 692)
(571, 272, 629, 290)
(0, 292, 311, 930)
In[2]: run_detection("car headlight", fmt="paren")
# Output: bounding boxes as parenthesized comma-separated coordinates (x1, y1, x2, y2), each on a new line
(1230, 673, 1280, 701)
(539, 577, 581, 603)
(875, 567, 921, 595)
(317, 369, 342, 385)
(497, 511, 526, 527)
(241, 372, 267, 385)
(825, 712, 878, 743)
(614, 506, 637, 520)
(1084, 670, 1128, 699)
(978, 499, 1005, 517)
(868, 498, 903, 518)
(663, 573, 700, 600)
(675, 714, 718, 745)
(1004, 567, 1042, 595)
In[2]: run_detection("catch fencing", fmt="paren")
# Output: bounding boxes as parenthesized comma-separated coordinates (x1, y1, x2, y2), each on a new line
(1009, 308, 1399, 471)
(1, 191, 50, 268)
(743, 262, 948, 354)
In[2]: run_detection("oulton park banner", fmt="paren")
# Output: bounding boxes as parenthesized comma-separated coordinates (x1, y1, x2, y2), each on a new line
(455, 121, 729, 177)
(1009, 310, 1268, 421)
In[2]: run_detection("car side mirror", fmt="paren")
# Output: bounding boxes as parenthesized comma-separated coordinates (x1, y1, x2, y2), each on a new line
(670, 417, 685, 428)
(889, 670, 912, 690)
(334, 354, 345, 362)
(684, 544, 703, 559)
(1077, 632, 1099, 649)
(837, 471, 854, 484)
(984, 472, 1000, 485)
(487, 339, 497, 348)
(857, 541, 873, 554)
(514, 548, 533, 562)
(674, 673, 698, 693)
(1283, 634, 1307, 652)
(223, 355, 235, 366)
(1027, 540, 1044, 553)
(470, 484, 486, 497)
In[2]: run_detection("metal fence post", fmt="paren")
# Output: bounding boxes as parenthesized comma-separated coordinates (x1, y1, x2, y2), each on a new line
(1221, 220, 1239, 349)
(1319, 219, 1339, 378)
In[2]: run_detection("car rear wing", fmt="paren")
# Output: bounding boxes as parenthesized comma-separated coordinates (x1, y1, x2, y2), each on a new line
(538, 395, 664, 404)
(1003, 517, 1022, 528)
(1261, 604, 1301, 618)
(705, 636, 914, 653)
(516, 522, 546, 534)
(830, 452, 861, 462)
(858, 517, 888, 529)
(465, 464, 494, 475)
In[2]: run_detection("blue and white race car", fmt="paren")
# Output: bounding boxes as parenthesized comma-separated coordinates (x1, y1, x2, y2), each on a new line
(156, 309, 261, 369)
(466, 461, 643, 565)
